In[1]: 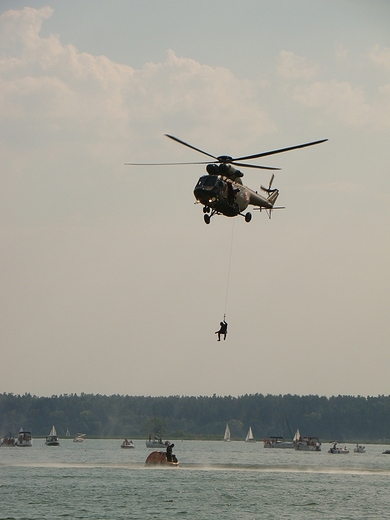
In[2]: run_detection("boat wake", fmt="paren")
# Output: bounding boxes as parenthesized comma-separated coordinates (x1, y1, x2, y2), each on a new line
(2, 460, 390, 477)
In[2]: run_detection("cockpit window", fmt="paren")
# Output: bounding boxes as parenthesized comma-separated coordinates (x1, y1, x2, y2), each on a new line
(197, 175, 221, 187)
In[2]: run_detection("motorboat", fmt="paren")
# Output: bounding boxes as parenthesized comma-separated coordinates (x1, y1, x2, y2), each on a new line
(223, 424, 231, 442)
(121, 439, 135, 449)
(328, 442, 349, 454)
(0, 432, 15, 447)
(73, 433, 86, 442)
(45, 425, 60, 446)
(383, 449, 390, 454)
(353, 444, 366, 453)
(145, 436, 168, 448)
(245, 426, 255, 442)
(145, 451, 179, 466)
(263, 436, 294, 448)
(145, 443, 178, 466)
(15, 428, 32, 447)
(294, 435, 321, 451)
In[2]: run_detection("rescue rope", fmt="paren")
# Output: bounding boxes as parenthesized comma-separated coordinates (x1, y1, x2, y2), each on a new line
(223, 219, 235, 319)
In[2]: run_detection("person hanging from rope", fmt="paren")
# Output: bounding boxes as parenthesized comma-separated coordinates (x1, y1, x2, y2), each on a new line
(215, 319, 228, 341)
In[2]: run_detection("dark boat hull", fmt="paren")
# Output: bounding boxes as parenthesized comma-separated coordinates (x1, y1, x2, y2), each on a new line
(145, 451, 179, 466)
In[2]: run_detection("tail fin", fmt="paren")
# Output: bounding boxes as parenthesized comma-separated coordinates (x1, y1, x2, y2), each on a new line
(267, 189, 279, 206)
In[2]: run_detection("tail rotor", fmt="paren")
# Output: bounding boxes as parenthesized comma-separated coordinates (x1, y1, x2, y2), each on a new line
(260, 174, 280, 218)
(261, 174, 277, 194)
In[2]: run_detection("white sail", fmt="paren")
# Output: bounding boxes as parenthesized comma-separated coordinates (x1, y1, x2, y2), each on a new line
(224, 424, 231, 441)
(245, 426, 255, 442)
(293, 428, 301, 442)
(49, 426, 57, 436)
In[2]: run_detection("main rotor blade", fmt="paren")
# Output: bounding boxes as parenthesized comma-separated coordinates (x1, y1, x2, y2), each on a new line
(233, 138, 328, 162)
(125, 161, 212, 166)
(232, 161, 280, 171)
(165, 134, 218, 160)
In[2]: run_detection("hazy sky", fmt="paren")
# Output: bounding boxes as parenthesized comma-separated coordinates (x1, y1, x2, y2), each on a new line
(1, 1, 390, 398)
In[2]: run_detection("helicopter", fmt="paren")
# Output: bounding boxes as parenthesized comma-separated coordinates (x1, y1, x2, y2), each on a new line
(126, 134, 328, 224)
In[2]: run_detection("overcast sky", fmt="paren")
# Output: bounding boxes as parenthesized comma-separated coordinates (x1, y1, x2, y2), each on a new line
(1, 1, 390, 398)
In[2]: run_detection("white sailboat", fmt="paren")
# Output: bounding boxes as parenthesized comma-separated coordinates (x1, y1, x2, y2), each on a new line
(45, 425, 60, 446)
(223, 424, 231, 442)
(245, 426, 255, 442)
(263, 436, 294, 448)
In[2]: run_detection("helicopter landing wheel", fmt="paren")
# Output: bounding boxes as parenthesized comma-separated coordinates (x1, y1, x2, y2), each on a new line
(245, 212, 252, 223)
(203, 206, 210, 214)
(204, 214, 211, 224)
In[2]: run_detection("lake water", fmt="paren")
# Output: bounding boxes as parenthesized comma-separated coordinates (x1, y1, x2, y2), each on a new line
(1, 439, 390, 519)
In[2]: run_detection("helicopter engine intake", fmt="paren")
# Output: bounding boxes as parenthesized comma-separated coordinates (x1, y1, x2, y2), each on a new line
(206, 163, 243, 181)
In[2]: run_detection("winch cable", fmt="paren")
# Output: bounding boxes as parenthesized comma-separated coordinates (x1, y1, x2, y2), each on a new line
(223, 218, 235, 322)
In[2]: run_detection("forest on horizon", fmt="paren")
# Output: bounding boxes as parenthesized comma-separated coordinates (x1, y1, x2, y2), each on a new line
(1, 392, 390, 442)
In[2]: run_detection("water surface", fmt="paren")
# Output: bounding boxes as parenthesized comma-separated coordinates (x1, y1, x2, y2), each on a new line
(1, 439, 390, 519)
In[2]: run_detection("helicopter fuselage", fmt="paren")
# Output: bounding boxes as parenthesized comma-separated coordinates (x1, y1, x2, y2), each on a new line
(193, 174, 274, 217)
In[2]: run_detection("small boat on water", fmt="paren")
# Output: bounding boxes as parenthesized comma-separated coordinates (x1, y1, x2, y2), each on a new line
(354, 444, 366, 453)
(245, 426, 255, 443)
(328, 442, 349, 454)
(73, 433, 86, 443)
(121, 439, 135, 449)
(145, 436, 168, 448)
(145, 451, 179, 466)
(293, 430, 321, 451)
(0, 432, 15, 447)
(15, 428, 32, 447)
(263, 436, 294, 449)
(45, 426, 60, 446)
(223, 424, 231, 442)
(145, 443, 178, 466)
(383, 449, 390, 454)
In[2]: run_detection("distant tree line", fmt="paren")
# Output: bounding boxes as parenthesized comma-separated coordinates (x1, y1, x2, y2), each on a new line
(1, 393, 390, 442)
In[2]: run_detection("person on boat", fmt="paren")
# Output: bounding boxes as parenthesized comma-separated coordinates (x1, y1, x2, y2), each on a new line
(215, 320, 228, 341)
(166, 443, 174, 462)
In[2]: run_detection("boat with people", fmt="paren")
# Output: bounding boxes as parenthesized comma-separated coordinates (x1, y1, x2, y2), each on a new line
(121, 439, 135, 449)
(293, 429, 321, 451)
(245, 426, 255, 443)
(328, 442, 349, 454)
(0, 432, 15, 447)
(73, 433, 86, 442)
(45, 426, 60, 446)
(145, 436, 169, 448)
(263, 436, 294, 448)
(15, 428, 32, 447)
(353, 443, 366, 453)
(145, 443, 178, 466)
(223, 424, 231, 442)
